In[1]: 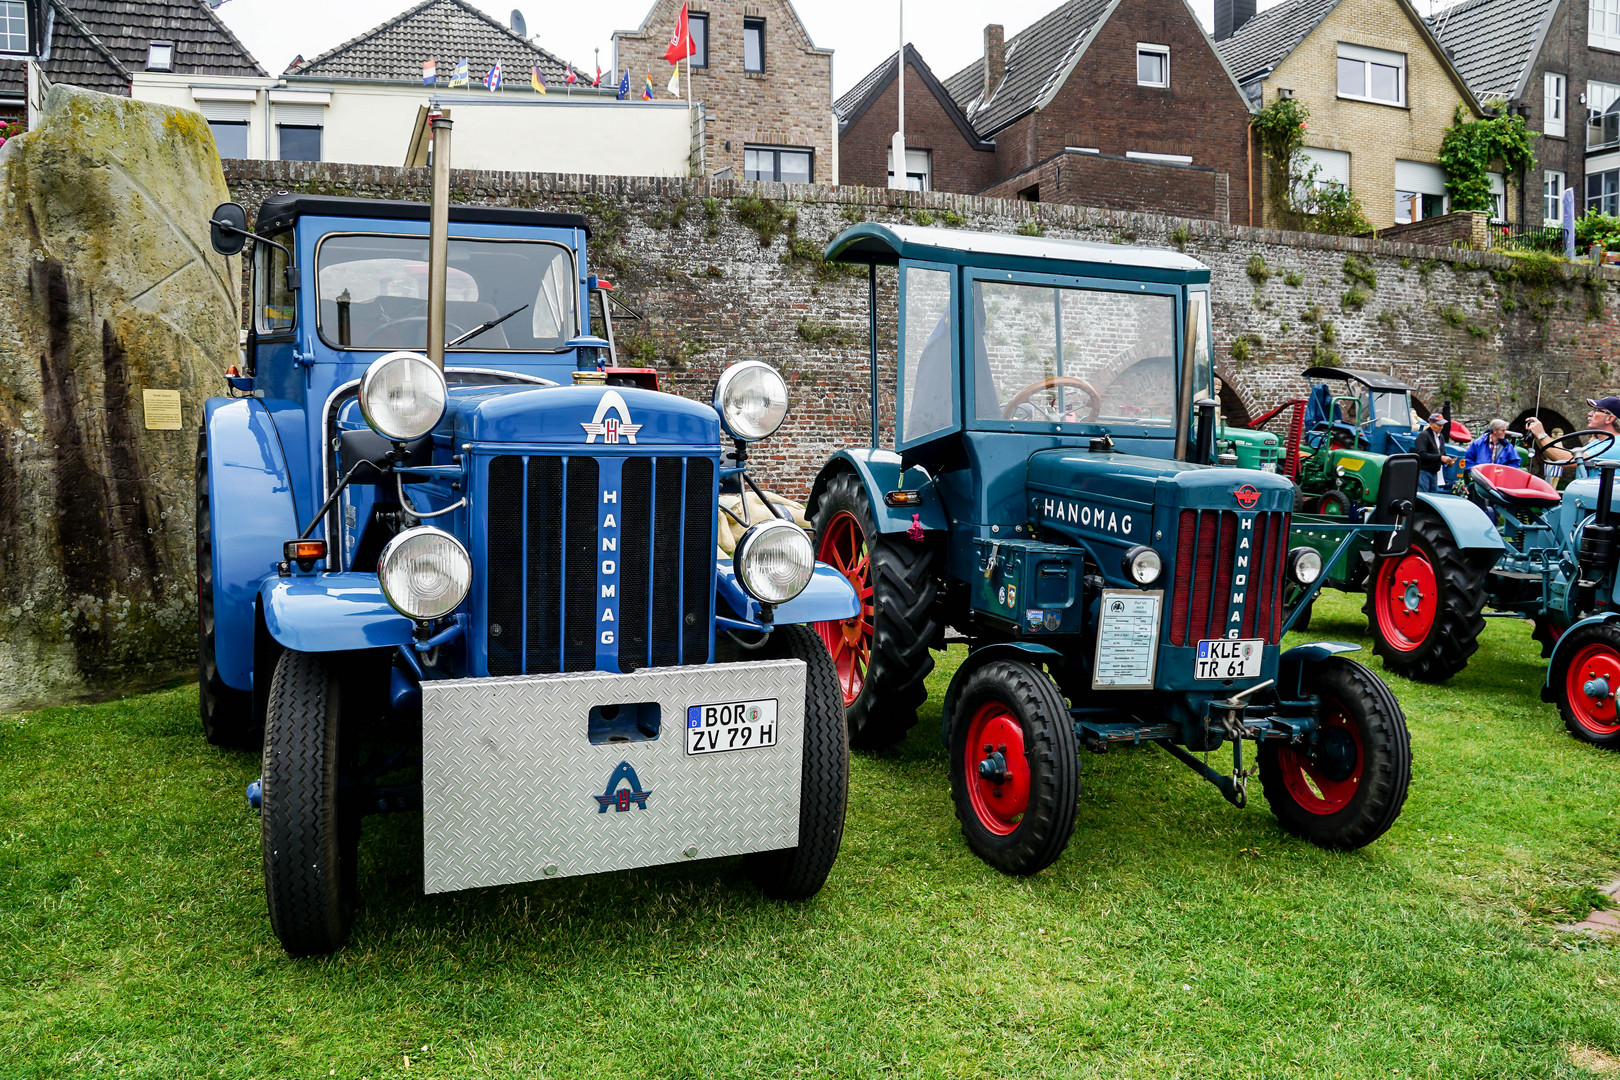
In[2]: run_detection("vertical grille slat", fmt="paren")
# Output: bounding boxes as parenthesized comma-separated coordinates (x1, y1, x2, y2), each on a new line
(486, 456, 524, 675)
(564, 458, 599, 672)
(1170, 509, 1197, 647)
(619, 458, 653, 673)
(651, 458, 684, 667)
(1211, 512, 1236, 640)
(524, 457, 563, 673)
(1168, 509, 1290, 648)
(682, 458, 715, 664)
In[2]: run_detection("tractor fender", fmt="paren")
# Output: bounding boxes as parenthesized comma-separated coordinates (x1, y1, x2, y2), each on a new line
(1541, 613, 1620, 701)
(1414, 491, 1505, 552)
(715, 561, 860, 625)
(806, 449, 949, 536)
(204, 397, 302, 693)
(1277, 641, 1363, 700)
(939, 643, 1066, 747)
(258, 573, 415, 653)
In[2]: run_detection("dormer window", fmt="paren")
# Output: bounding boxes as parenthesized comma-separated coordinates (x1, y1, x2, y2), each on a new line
(146, 41, 174, 71)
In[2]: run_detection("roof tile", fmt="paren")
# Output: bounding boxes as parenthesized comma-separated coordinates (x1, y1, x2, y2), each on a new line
(291, 0, 571, 85)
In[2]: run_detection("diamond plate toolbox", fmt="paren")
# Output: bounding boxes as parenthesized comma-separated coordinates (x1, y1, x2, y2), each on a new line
(421, 660, 805, 893)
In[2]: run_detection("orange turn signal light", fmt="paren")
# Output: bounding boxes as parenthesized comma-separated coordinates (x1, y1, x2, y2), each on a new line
(283, 539, 327, 563)
(884, 490, 922, 507)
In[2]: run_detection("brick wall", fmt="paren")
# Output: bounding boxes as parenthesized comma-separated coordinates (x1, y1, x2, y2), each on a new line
(838, 52, 996, 194)
(223, 159, 1620, 499)
(984, 150, 1231, 224)
(613, 0, 835, 183)
(1372, 210, 1493, 248)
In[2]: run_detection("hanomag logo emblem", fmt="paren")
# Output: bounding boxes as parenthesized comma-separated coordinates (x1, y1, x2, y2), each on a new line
(581, 389, 644, 444)
(1234, 484, 1261, 509)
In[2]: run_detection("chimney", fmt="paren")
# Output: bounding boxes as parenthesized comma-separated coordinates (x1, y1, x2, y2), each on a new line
(983, 24, 1006, 102)
(1214, 0, 1257, 40)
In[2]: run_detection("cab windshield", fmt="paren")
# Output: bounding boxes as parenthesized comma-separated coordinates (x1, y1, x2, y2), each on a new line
(315, 235, 577, 352)
(972, 280, 1178, 427)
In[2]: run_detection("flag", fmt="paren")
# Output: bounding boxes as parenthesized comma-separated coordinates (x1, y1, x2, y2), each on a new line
(617, 71, 629, 100)
(566, 63, 577, 85)
(642, 73, 655, 100)
(668, 66, 679, 96)
(663, 2, 696, 64)
(421, 59, 436, 85)
(450, 58, 469, 87)
(485, 60, 502, 91)
(594, 64, 603, 87)
(531, 65, 547, 93)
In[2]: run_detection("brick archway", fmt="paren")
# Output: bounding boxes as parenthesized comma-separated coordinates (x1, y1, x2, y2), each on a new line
(1214, 365, 1253, 427)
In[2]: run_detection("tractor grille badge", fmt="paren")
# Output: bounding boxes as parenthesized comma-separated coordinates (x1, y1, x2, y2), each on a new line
(1234, 484, 1261, 509)
(581, 390, 643, 444)
(594, 760, 650, 813)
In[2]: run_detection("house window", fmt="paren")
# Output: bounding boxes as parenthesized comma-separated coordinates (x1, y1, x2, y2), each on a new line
(1394, 160, 1447, 224)
(1545, 169, 1567, 224)
(0, 1, 28, 54)
(1296, 146, 1351, 208)
(1591, 81, 1620, 148)
(1126, 150, 1193, 164)
(1546, 72, 1566, 137)
(744, 145, 811, 183)
(1593, 0, 1620, 51)
(689, 12, 708, 67)
(278, 125, 322, 162)
(887, 147, 931, 190)
(1337, 43, 1405, 106)
(744, 17, 764, 72)
(146, 41, 174, 71)
(1589, 168, 1620, 215)
(1137, 43, 1169, 88)
(209, 121, 248, 159)
(1488, 172, 1506, 224)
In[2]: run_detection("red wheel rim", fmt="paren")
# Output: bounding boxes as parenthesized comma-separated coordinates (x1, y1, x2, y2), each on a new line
(1277, 702, 1363, 815)
(815, 511, 874, 708)
(962, 701, 1031, 835)
(1373, 549, 1438, 652)
(1565, 644, 1620, 736)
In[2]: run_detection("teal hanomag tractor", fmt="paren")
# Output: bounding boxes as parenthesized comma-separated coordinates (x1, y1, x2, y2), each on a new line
(803, 225, 1414, 872)
(1220, 367, 1504, 682)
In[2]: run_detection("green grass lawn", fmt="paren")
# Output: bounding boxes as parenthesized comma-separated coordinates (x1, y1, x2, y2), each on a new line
(5, 591, 1620, 1078)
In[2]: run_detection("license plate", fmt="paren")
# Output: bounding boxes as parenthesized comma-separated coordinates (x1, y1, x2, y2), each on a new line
(686, 698, 779, 755)
(1195, 638, 1264, 680)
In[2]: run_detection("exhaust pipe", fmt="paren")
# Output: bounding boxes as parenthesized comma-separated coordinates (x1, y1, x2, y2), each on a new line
(426, 111, 453, 371)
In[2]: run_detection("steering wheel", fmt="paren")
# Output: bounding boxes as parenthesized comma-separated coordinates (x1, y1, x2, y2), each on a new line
(360, 316, 467, 350)
(1002, 375, 1102, 422)
(1533, 427, 1618, 465)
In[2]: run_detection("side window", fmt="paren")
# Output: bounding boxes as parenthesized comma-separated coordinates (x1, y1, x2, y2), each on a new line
(900, 266, 954, 446)
(1188, 290, 1211, 405)
(259, 233, 295, 335)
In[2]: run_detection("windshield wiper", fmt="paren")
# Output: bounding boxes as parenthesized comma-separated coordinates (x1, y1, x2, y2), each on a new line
(447, 304, 529, 349)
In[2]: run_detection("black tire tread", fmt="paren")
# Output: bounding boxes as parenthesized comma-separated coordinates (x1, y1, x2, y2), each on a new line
(197, 429, 258, 748)
(1548, 621, 1620, 749)
(1362, 509, 1490, 683)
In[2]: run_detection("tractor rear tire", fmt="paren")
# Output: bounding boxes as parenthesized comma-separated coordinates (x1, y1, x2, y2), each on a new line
(745, 624, 850, 899)
(196, 431, 259, 749)
(261, 649, 360, 956)
(1549, 622, 1620, 750)
(948, 659, 1079, 875)
(1258, 656, 1410, 850)
(812, 471, 940, 750)
(1362, 508, 1489, 683)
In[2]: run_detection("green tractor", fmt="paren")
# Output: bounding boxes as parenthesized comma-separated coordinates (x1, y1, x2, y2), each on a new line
(1221, 367, 1505, 682)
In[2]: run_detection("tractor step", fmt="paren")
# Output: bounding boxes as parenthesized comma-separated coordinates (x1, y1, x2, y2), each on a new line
(1073, 720, 1178, 750)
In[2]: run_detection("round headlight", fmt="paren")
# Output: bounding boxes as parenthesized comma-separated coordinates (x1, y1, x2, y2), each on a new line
(359, 351, 447, 441)
(378, 526, 471, 620)
(1288, 547, 1324, 586)
(714, 361, 789, 441)
(1123, 545, 1163, 586)
(735, 518, 815, 604)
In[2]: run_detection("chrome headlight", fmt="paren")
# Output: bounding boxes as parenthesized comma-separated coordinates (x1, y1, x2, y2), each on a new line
(735, 518, 815, 604)
(714, 361, 789, 441)
(1122, 545, 1163, 586)
(378, 526, 471, 620)
(359, 351, 447, 441)
(1287, 547, 1324, 586)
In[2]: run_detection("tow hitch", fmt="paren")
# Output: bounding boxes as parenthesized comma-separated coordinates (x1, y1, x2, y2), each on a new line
(1156, 680, 1278, 809)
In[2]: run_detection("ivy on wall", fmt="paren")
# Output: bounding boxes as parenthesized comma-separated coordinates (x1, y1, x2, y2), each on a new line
(1438, 105, 1536, 213)
(1251, 98, 1371, 236)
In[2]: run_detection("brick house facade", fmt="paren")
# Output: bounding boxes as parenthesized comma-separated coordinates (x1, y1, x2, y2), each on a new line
(613, 0, 835, 183)
(835, 45, 995, 193)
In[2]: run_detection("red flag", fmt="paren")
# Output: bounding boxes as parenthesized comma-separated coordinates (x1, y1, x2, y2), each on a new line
(566, 62, 577, 84)
(593, 65, 602, 86)
(663, 2, 695, 64)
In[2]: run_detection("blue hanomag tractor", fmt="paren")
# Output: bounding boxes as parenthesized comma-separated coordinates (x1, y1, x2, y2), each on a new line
(805, 225, 1413, 873)
(199, 185, 858, 955)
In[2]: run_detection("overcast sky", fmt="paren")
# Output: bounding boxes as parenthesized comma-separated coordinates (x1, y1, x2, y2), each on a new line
(211, 0, 1320, 97)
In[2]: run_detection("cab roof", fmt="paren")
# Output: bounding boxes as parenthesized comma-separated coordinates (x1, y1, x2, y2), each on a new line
(825, 223, 1210, 282)
(1302, 366, 1417, 393)
(253, 194, 590, 237)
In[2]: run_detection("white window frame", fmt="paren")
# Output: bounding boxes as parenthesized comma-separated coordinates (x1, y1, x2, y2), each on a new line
(886, 147, 932, 191)
(1137, 43, 1170, 88)
(1545, 169, 1567, 224)
(0, 0, 29, 56)
(1546, 72, 1567, 137)
(1394, 159, 1448, 224)
(1336, 42, 1406, 107)
(146, 41, 174, 72)
(1591, 80, 1620, 149)
(1593, 0, 1620, 51)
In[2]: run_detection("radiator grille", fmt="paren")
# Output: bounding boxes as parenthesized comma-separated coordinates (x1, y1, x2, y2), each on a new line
(485, 454, 715, 676)
(1168, 510, 1290, 646)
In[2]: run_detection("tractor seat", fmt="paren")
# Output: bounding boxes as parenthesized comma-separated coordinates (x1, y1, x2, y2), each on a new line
(1469, 464, 1561, 510)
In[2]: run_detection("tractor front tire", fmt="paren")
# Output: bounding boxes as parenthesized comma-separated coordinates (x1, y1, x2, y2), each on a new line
(812, 471, 940, 750)
(948, 659, 1079, 875)
(261, 649, 360, 956)
(1363, 509, 1489, 683)
(196, 431, 258, 749)
(1550, 622, 1620, 749)
(745, 624, 850, 899)
(1258, 656, 1410, 850)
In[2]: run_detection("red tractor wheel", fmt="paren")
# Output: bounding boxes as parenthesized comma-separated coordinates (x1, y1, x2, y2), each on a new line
(1362, 509, 1488, 683)
(1371, 548, 1438, 653)
(815, 511, 874, 709)
(1551, 623, 1620, 749)
(1273, 709, 1363, 815)
(960, 701, 1032, 836)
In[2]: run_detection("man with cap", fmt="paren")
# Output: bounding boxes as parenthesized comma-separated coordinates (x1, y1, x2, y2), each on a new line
(1413, 412, 1455, 492)
(1526, 396, 1620, 478)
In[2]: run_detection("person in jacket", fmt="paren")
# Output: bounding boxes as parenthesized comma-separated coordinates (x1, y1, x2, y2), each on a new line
(1412, 412, 1454, 492)
(1464, 419, 1519, 472)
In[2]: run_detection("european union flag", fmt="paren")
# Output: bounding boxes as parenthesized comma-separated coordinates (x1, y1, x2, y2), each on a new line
(687, 706, 702, 729)
(617, 70, 630, 100)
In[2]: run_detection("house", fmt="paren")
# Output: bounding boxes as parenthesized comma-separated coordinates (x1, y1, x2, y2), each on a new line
(837, 0, 1255, 223)
(1215, 0, 1489, 229)
(1431, 0, 1620, 225)
(613, 0, 835, 183)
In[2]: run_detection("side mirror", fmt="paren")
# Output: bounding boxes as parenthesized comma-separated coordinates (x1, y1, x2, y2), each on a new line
(210, 202, 249, 256)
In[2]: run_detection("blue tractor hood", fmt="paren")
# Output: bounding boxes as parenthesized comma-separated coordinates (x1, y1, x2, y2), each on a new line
(1028, 450, 1296, 517)
(445, 384, 723, 447)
